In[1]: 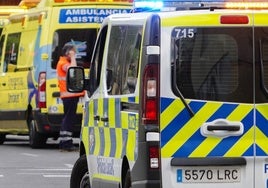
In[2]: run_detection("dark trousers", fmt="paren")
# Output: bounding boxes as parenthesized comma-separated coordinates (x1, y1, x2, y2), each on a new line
(59, 97, 79, 148)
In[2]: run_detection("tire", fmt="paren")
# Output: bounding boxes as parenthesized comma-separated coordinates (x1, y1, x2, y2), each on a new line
(29, 120, 47, 148)
(123, 169, 131, 188)
(70, 154, 90, 188)
(0, 134, 5, 144)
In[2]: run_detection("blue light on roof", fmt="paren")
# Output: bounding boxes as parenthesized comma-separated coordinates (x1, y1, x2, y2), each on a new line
(134, 1, 164, 9)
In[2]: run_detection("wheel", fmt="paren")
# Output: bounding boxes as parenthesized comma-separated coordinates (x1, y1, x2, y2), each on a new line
(29, 120, 47, 148)
(70, 154, 90, 188)
(0, 134, 6, 144)
(123, 169, 131, 188)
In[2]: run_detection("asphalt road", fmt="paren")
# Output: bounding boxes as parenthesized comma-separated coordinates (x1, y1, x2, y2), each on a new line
(0, 135, 80, 188)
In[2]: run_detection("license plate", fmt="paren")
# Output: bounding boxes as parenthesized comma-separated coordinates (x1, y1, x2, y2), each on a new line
(177, 167, 241, 183)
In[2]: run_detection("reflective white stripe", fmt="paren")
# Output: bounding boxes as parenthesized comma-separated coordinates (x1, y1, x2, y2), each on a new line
(146, 132, 160, 141)
(60, 131, 72, 136)
(147, 45, 160, 55)
(59, 136, 72, 141)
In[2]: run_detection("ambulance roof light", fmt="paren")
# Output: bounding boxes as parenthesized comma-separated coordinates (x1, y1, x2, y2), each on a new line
(0, 6, 26, 15)
(19, 0, 41, 9)
(53, 0, 133, 3)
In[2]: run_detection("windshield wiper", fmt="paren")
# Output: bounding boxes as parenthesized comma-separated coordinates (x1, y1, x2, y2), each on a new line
(259, 39, 268, 97)
(172, 62, 195, 117)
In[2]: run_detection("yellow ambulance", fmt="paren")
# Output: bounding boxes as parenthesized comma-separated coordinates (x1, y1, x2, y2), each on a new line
(0, 0, 133, 148)
(67, 0, 268, 187)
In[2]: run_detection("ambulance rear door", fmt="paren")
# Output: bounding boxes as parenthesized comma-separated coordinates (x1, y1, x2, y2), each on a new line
(46, 5, 97, 116)
(160, 12, 255, 188)
(254, 11, 268, 188)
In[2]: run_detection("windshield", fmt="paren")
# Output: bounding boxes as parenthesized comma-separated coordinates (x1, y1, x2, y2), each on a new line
(172, 27, 268, 103)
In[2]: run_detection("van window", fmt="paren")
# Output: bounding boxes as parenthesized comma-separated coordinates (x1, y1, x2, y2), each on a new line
(89, 26, 108, 96)
(172, 27, 253, 103)
(51, 29, 97, 69)
(106, 25, 142, 95)
(0, 35, 5, 68)
(172, 27, 268, 103)
(4, 33, 21, 72)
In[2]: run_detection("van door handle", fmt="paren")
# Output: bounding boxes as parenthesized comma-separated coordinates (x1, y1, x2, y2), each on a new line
(50, 84, 57, 87)
(100, 117, 109, 122)
(52, 92, 60, 97)
(200, 119, 244, 138)
(207, 125, 240, 131)
(94, 115, 100, 121)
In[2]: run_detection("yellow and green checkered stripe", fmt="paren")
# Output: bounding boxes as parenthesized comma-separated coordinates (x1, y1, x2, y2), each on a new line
(87, 97, 139, 161)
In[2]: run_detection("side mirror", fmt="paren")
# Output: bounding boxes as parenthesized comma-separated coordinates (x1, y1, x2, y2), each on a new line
(67, 66, 85, 92)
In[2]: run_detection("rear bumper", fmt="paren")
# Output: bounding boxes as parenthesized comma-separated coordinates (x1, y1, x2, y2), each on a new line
(32, 109, 82, 138)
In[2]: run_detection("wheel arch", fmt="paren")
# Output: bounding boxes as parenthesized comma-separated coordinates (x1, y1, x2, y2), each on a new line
(79, 140, 86, 156)
(26, 104, 33, 129)
(121, 156, 130, 187)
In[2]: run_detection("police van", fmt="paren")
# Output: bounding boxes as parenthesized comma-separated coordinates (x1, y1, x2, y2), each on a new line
(0, 0, 132, 148)
(67, 0, 268, 187)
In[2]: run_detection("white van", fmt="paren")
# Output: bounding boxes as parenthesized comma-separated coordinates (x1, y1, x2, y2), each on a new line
(68, 1, 268, 188)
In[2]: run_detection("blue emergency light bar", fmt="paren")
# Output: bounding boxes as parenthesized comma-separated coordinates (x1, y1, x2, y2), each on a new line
(134, 1, 163, 9)
(134, 0, 268, 10)
(134, 0, 221, 10)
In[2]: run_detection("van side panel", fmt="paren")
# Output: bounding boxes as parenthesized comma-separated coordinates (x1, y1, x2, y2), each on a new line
(0, 13, 40, 134)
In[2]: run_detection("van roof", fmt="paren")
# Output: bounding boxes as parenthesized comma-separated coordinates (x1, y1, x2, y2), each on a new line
(108, 7, 265, 19)
(133, 0, 268, 11)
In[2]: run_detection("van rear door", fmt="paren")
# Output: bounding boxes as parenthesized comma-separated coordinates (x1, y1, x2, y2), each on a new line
(160, 13, 255, 188)
(254, 12, 268, 188)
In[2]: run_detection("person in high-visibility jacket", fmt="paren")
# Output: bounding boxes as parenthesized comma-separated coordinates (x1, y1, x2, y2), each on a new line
(57, 44, 84, 152)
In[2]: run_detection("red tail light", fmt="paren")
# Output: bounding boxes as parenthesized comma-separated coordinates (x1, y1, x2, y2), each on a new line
(149, 146, 160, 169)
(38, 72, 46, 108)
(142, 64, 159, 125)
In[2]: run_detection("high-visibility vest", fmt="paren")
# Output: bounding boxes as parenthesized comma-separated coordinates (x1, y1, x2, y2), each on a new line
(57, 56, 85, 98)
